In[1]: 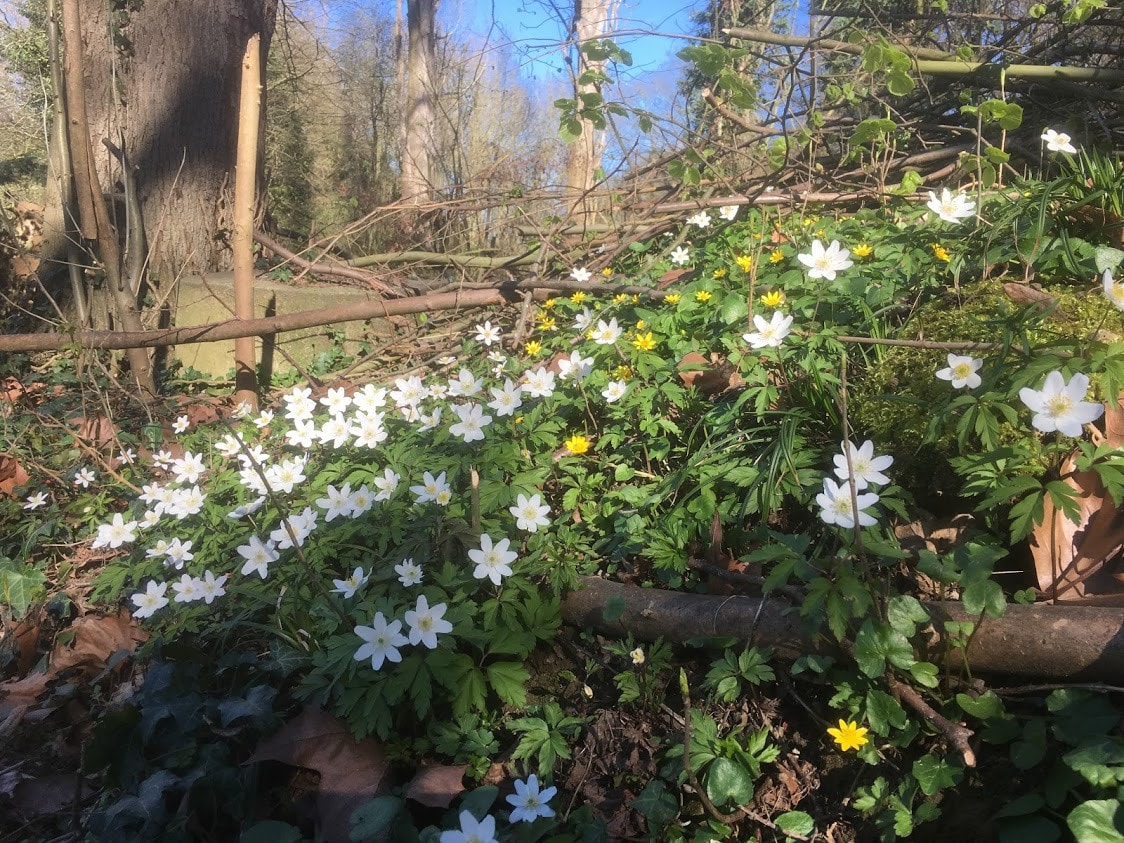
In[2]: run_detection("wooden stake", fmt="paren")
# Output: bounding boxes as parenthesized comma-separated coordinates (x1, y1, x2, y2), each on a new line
(232, 33, 262, 411)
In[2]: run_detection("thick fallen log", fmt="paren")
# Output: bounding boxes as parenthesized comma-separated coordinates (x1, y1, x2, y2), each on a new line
(561, 576, 1124, 681)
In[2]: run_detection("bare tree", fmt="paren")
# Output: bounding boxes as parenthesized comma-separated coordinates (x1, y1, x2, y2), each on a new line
(565, 0, 617, 220)
(400, 0, 437, 204)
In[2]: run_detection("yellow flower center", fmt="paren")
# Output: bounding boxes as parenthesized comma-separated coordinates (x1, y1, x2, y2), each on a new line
(1046, 395, 1073, 417)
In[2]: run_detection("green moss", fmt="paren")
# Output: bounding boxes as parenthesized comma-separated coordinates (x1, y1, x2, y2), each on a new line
(849, 277, 1122, 498)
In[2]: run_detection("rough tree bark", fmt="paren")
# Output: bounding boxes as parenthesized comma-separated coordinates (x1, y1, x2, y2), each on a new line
(565, 0, 617, 223)
(51, 0, 278, 291)
(400, 0, 437, 205)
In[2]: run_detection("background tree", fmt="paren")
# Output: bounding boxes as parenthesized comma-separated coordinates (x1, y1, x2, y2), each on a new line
(47, 0, 278, 290)
(400, 0, 437, 205)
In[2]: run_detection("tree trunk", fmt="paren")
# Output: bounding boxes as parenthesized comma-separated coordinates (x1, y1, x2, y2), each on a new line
(60, 0, 278, 290)
(400, 0, 436, 205)
(565, 0, 616, 224)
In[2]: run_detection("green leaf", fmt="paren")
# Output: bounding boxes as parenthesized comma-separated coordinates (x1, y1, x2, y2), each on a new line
(559, 118, 583, 143)
(350, 797, 404, 840)
(850, 117, 896, 147)
(0, 559, 47, 617)
(486, 661, 529, 708)
(240, 821, 302, 843)
(999, 815, 1062, 843)
(1067, 800, 1124, 843)
(865, 689, 908, 735)
(957, 691, 1006, 720)
(603, 596, 625, 623)
(719, 292, 749, 326)
(913, 754, 962, 796)
(1010, 719, 1048, 770)
(1063, 738, 1124, 787)
(775, 811, 815, 836)
(705, 757, 754, 807)
(1095, 246, 1124, 274)
(460, 785, 498, 819)
(909, 661, 939, 688)
(962, 578, 1006, 618)
(632, 780, 678, 829)
(886, 69, 915, 95)
(853, 621, 915, 677)
(886, 595, 929, 636)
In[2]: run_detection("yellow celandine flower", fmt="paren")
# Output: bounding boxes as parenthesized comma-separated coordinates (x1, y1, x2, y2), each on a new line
(632, 294, 640, 303)
(713, 268, 727, 279)
(816, 229, 826, 238)
(635, 320, 646, 330)
(601, 267, 613, 276)
(539, 316, 557, 331)
(633, 331, 657, 351)
(760, 290, 786, 308)
(571, 291, 586, 304)
(735, 255, 753, 273)
(828, 720, 870, 752)
(769, 249, 785, 264)
(542, 299, 556, 310)
(514, 416, 524, 425)
(665, 293, 681, 304)
(932, 244, 951, 262)
(852, 243, 873, 258)
(613, 293, 628, 304)
(695, 290, 712, 302)
(614, 365, 633, 380)
(564, 434, 591, 455)
(524, 340, 542, 355)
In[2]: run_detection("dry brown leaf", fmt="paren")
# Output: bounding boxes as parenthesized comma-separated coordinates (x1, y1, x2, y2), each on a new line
(0, 672, 51, 731)
(404, 764, 467, 808)
(69, 414, 119, 450)
(11, 773, 94, 818)
(1029, 399, 1124, 599)
(5, 619, 40, 676)
(677, 352, 744, 397)
(0, 454, 29, 496)
(247, 706, 390, 843)
(49, 610, 147, 680)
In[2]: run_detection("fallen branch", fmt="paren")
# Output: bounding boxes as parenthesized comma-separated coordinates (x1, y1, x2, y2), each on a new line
(560, 577, 1124, 681)
(887, 674, 976, 768)
(0, 278, 668, 354)
(253, 231, 397, 295)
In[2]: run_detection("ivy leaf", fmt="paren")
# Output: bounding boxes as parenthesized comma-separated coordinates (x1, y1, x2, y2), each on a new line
(0, 559, 46, 617)
(887, 595, 929, 636)
(962, 576, 1006, 618)
(913, 754, 962, 796)
(853, 620, 915, 678)
(956, 690, 1006, 720)
(632, 780, 678, 830)
(1011, 719, 1048, 770)
(1067, 800, 1124, 843)
(775, 811, 815, 836)
(1095, 246, 1124, 274)
(865, 688, 908, 736)
(349, 797, 404, 841)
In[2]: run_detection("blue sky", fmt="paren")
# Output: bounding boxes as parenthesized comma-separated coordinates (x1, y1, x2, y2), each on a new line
(463, 0, 704, 82)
